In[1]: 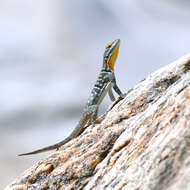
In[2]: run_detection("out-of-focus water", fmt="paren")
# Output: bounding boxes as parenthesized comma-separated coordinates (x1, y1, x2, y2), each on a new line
(1, 0, 190, 188)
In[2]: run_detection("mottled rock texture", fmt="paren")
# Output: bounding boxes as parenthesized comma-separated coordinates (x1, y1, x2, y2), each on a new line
(5, 54, 190, 190)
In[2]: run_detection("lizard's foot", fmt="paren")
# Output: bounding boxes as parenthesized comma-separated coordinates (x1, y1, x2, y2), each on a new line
(120, 93, 126, 99)
(95, 115, 105, 124)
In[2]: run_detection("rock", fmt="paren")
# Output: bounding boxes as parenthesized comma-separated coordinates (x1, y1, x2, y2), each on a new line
(5, 54, 190, 190)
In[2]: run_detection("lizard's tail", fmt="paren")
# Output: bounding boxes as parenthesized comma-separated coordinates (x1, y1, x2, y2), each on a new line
(18, 113, 90, 156)
(18, 137, 71, 156)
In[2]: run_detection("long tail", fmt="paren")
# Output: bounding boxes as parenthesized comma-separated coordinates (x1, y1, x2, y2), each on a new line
(18, 113, 91, 156)
(18, 136, 71, 156)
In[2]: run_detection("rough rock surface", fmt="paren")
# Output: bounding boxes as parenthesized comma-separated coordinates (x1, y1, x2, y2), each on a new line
(5, 54, 190, 190)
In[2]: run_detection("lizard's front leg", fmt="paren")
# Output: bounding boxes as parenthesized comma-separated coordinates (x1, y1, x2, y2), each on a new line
(111, 75, 126, 99)
(108, 85, 116, 102)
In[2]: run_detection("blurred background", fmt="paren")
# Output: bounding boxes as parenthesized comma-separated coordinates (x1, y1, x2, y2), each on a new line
(1, 0, 190, 188)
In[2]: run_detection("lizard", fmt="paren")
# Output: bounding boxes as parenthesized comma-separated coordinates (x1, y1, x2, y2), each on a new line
(18, 39, 124, 156)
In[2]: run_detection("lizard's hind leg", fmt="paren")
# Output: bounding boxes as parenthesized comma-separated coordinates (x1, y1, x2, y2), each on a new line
(85, 105, 98, 127)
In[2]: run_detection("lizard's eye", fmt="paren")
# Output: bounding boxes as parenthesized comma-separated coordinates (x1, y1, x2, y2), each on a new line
(106, 43, 112, 49)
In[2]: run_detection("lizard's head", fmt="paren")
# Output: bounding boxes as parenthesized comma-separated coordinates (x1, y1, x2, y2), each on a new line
(103, 39, 120, 71)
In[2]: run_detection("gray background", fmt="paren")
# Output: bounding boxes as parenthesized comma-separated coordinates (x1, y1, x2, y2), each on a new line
(1, 0, 190, 188)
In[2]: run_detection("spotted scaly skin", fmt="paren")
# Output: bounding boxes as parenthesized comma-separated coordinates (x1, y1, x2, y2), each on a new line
(18, 39, 124, 156)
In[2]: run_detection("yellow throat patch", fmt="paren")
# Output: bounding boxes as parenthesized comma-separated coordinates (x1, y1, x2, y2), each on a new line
(107, 44, 119, 71)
